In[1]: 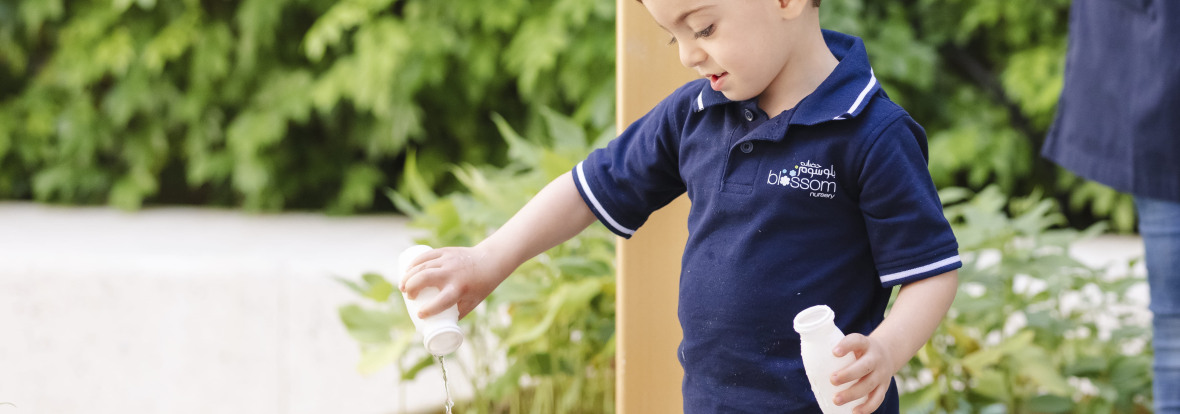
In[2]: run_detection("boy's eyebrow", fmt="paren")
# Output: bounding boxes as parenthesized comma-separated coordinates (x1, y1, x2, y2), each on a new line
(658, 4, 713, 31)
(675, 5, 712, 25)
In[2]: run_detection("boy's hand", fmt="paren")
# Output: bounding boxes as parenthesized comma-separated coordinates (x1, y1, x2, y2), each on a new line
(399, 245, 510, 320)
(823, 270, 958, 414)
(398, 171, 597, 321)
(829, 333, 899, 414)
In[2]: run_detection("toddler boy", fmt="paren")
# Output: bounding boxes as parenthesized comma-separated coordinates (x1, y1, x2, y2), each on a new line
(400, 0, 960, 412)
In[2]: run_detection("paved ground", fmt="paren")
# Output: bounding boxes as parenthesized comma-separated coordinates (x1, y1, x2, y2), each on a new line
(0, 202, 465, 414)
(0, 202, 1150, 414)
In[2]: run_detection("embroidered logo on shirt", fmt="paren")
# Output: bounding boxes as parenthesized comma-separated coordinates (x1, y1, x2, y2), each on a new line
(765, 160, 837, 199)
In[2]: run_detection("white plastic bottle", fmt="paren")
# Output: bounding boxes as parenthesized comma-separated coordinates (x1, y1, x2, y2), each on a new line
(793, 305, 866, 414)
(399, 245, 464, 356)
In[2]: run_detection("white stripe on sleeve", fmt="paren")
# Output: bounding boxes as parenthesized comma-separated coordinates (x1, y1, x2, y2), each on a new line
(879, 255, 960, 284)
(576, 161, 636, 236)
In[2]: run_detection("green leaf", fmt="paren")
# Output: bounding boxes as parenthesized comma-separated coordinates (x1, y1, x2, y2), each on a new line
(302, 0, 395, 62)
(400, 353, 437, 381)
(339, 304, 399, 344)
(1110, 355, 1152, 393)
(492, 112, 540, 165)
(527, 352, 555, 375)
(142, 12, 197, 73)
(1010, 347, 1071, 395)
(394, 149, 438, 209)
(504, 278, 604, 347)
(971, 370, 1010, 401)
(961, 346, 1004, 376)
(1024, 394, 1073, 413)
(540, 106, 586, 154)
(898, 384, 939, 414)
(360, 273, 396, 302)
(357, 335, 412, 375)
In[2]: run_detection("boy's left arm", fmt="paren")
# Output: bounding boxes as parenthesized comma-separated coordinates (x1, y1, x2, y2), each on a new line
(830, 269, 959, 414)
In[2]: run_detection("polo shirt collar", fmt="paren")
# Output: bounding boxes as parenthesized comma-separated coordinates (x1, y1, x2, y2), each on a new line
(691, 30, 880, 125)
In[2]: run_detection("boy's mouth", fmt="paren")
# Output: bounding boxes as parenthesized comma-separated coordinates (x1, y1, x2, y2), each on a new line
(708, 72, 728, 91)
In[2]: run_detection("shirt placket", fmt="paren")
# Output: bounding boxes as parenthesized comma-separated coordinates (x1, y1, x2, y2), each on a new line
(720, 105, 769, 194)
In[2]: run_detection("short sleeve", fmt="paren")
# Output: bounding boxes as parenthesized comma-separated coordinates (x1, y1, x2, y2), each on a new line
(858, 115, 961, 286)
(572, 87, 691, 238)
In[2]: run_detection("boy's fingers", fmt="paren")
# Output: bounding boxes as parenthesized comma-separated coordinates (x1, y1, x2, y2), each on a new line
(830, 334, 867, 383)
(402, 266, 442, 299)
(832, 333, 867, 357)
(401, 253, 453, 293)
(400, 261, 427, 290)
(833, 373, 873, 405)
(399, 259, 420, 290)
(417, 287, 461, 319)
(831, 335, 875, 386)
(833, 358, 874, 386)
(850, 384, 888, 414)
(399, 249, 443, 289)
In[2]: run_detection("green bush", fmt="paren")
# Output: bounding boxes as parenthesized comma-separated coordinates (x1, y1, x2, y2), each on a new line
(0, 0, 614, 212)
(1, 0, 1135, 231)
(898, 186, 1152, 413)
(339, 110, 617, 413)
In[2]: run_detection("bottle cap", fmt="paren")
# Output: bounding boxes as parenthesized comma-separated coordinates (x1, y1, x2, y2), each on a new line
(424, 325, 464, 356)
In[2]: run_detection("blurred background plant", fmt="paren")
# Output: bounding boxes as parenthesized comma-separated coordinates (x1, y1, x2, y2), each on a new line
(0, 0, 614, 213)
(0, 0, 1136, 230)
(897, 186, 1152, 413)
(339, 110, 618, 413)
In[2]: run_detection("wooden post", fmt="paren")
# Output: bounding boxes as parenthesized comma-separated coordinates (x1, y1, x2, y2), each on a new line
(615, 0, 696, 412)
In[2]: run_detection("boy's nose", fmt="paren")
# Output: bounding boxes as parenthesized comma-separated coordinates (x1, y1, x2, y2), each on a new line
(678, 41, 707, 69)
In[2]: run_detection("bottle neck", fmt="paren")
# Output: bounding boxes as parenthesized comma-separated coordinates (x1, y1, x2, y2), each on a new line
(799, 322, 839, 340)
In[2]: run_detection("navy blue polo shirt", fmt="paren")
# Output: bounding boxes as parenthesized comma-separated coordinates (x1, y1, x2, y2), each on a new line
(574, 30, 960, 413)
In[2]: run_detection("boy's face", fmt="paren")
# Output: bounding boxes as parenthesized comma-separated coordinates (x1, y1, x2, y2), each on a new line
(643, 0, 806, 104)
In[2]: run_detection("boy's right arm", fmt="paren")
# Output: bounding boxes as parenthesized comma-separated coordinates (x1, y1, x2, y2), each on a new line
(398, 171, 596, 319)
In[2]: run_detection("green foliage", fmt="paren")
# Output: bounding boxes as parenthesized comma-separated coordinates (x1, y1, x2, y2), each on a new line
(340, 110, 617, 413)
(1, 0, 1134, 231)
(0, 0, 614, 212)
(897, 186, 1152, 413)
(820, 0, 1134, 231)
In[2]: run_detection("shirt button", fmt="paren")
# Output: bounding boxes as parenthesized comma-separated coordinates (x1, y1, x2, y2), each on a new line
(740, 142, 754, 153)
(743, 109, 755, 121)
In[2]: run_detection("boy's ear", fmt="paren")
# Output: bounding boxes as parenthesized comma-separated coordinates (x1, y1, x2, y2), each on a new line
(777, 0, 808, 20)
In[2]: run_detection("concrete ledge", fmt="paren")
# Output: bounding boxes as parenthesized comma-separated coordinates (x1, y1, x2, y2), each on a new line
(0, 202, 463, 414)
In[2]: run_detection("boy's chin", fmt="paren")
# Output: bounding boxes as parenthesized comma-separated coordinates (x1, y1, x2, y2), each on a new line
(720, 89, 758, 103)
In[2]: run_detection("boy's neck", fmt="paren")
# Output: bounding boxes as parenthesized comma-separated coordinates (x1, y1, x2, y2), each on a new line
(758, 28, 839, 118)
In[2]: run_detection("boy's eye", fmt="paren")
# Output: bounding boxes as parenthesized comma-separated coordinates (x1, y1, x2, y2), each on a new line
(667, 24, 714, 46)
(694, 24, 715, 39)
